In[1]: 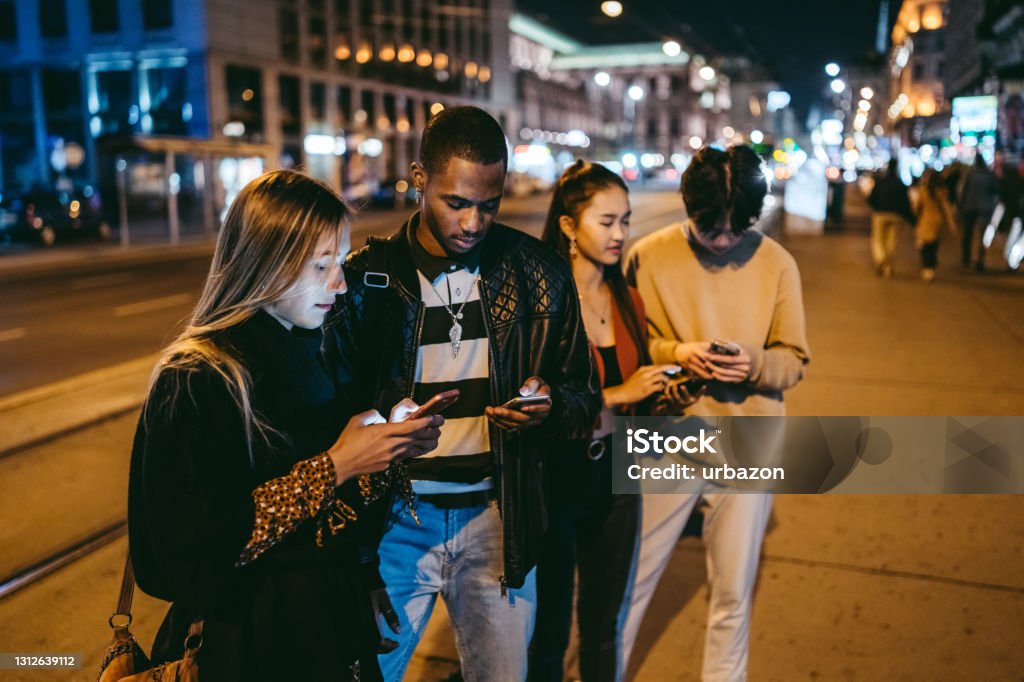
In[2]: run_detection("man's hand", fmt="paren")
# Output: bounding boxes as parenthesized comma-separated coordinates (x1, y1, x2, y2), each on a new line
(705, 347, 752, 384)
(371, 588, 400, 654)
(485, 377, 552, 431)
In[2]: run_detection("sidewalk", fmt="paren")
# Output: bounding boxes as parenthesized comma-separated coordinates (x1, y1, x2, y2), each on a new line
(0, 195, 1021, 681)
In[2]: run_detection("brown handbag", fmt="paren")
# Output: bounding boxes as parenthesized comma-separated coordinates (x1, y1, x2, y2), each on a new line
(97, 552, 202, 681)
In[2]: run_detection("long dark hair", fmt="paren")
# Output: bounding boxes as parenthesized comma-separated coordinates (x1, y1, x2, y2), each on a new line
(541, 160, 651, 364)
(922, 167, 943, 199)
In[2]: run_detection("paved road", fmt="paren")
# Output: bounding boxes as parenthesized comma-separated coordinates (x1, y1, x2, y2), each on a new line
(0, 190, 682, 396)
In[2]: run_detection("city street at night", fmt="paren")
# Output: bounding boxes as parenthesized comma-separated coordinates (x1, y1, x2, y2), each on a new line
(1, 185, 1022, 680)
(2, 0, 1024, 680)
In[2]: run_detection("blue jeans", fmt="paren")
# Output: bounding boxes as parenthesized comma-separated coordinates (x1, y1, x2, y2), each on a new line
(377, 494, 538, 682)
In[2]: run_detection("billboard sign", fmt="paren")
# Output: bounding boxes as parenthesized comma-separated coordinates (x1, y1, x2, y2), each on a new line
(951, 96, 998, 138)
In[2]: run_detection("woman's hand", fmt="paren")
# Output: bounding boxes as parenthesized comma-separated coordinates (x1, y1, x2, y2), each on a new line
(604, 365, 679, 407)
(327, 409, 443, 484)
(389, 398, 420, 423)
(674, 342, 714, 380)
(653, 380, 706, 415)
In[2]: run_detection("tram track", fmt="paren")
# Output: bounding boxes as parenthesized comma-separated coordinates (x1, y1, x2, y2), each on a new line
(0, 520, 127, 600)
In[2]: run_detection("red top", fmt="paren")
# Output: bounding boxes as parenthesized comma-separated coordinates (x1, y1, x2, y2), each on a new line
(590, 286, 647, 424)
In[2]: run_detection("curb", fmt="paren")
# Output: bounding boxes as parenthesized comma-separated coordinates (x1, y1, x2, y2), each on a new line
(0, 240, 216, 284)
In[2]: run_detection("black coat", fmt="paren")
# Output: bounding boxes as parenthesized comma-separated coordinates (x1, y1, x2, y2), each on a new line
(128, 311, 381, 681)
(868, 171, 915, 223)
(323, 214, 602, 589)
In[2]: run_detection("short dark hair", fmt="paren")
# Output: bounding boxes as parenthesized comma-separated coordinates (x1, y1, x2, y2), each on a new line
(681, 145, 767, 234)
(419, 105, 508, 175)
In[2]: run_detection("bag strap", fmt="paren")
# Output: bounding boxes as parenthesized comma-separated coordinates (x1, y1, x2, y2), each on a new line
(109, 550, 205, 646)
(108, 550, 135, 631)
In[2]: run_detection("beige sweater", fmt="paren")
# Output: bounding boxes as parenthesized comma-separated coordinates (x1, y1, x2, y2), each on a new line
(626, 223, 810, 416)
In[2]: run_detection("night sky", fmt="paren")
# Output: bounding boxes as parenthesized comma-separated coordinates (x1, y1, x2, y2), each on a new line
(517, 0, 885, 123)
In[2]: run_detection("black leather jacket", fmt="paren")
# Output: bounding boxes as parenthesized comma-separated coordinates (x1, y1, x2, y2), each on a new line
(323, 213, 601, 588)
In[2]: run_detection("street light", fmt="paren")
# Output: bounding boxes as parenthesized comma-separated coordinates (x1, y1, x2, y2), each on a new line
(699, 66, 716, 81)
(594, 71, 611, 87)
(601, 1, 623, 17)
(750, 130, 764, 144)
(830, 78, 846, 94)
(628, 85, 644, 101)
(662, 40, 681, 57)
(825, 62, 840, 77)
(860, 87, 874, 99)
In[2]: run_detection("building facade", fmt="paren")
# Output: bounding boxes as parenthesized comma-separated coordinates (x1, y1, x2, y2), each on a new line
(976, 0, 1024, 165)
(887, 0, 952, 148)
(0, 0, 208, 191)
(0, 0, 513, 228)
(507, 12, 733, 181)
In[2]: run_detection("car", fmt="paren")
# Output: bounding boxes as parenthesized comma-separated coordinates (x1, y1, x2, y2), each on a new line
(365, 178, 415, 209)
(0, 186, 112, 247)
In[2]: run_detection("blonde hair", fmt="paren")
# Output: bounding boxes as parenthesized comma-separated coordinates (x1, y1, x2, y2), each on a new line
(147, 170, 350, 463)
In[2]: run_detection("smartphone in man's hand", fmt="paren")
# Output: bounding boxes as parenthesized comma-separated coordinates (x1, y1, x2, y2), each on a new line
(500, 394, 552, 410)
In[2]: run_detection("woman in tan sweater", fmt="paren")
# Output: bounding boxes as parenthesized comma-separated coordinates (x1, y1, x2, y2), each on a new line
(914, 168, 959, 282)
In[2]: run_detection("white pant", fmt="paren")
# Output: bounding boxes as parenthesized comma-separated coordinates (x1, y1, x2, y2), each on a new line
(621, 491, 773, 682)
(870, 212, 906, 268)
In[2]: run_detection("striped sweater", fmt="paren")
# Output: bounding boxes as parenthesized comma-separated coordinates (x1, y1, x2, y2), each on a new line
(407, 266, 493, 489)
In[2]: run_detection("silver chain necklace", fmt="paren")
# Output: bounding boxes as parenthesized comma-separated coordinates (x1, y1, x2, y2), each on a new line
(428, 273, 480, 358)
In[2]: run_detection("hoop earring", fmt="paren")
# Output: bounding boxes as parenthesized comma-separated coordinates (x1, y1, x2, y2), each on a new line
(569, 237, 578, 258)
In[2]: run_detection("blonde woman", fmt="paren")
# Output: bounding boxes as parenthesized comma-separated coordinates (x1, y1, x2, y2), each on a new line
(128, 171, 441, 680)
